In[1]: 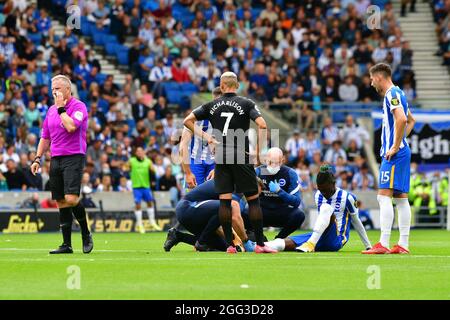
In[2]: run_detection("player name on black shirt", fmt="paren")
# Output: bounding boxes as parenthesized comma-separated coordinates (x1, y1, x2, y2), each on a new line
(193, 93, 262, 165)
(209, 99, 245, 116)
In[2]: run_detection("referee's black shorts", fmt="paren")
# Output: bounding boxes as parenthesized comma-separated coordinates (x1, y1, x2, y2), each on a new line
(214, 164, 258, 195)
(49, 154, 86, 200)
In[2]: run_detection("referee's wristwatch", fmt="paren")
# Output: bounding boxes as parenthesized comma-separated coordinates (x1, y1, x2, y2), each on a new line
(33, 156, 41, 165)
(57, 106, 66, 115)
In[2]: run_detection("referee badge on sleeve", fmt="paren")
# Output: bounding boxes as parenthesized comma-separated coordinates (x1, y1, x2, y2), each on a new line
(74, 111, 84, 121)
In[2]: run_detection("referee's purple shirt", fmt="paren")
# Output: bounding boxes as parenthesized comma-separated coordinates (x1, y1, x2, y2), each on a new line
(41, 97, 88, 157)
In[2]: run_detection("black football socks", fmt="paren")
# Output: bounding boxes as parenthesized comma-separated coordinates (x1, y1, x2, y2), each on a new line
(72, 202, 90, 236)
(248, 198, 264, 246)
(59, 207, 73, 247)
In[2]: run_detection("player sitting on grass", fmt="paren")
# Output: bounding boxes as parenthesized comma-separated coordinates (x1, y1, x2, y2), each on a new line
(163, 179, 255, 252)
(264, 165, 372, 252)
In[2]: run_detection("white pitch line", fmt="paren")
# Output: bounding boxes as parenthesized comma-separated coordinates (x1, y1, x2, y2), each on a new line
(1, 256, 450, 263)
(0, 248, 147, 253)
(0, 248, 450, 262)
(3, 248, 450, 259)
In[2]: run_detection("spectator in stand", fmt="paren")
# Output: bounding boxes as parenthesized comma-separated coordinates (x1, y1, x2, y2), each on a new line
(340, 57, 361, 79)
(285, 129, 305, 164)
(161, 112, 176, 140)
(88, 0, 111, 28)
(101, 76, 121, 106)
(153, 96, 170, 120)
(352, 163, 375, 190)
(3, 145, 20, 163)
(249, 62, 269, 95)
(295, 161, 312, 192)
(338, 76, 359, 102)
(158, 166, 179, 208)
(18, 152, 42, 190)
(271, 86, 294, 111)
(334, 41, 353, 66)
(402, 81, 416, 104)
(24, 101, 41, 130)
(298, 32, 316, 56)
(372, 40, 388, 63)
(322, 77, 339, 102)
(171, 56, 190, 83)
(37, 9, 52, 37)
(334, 156, 350, 176)
(87, 139, 102, 164)
(303, 130, 321, 162)
(292, 147, 310, 169)
(336, 170, 351, 190)
(212, 28, 228, 56)
(117, 175, 132, 192)
(3, 159, 27, 190)
(321, 116, 341, 150)
(324, 140, 347, 165)
(260, 1, 278, 24)
(250, 85, 269, 106)
(97, 174, 114, 192)
(292, 86, 316, 129)
(346, 139, 365, 167)
(340, 114, 370, 149)
(353, 41, 373, 65)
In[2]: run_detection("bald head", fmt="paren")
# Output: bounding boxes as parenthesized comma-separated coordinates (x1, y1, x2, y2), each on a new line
(267, 147, 283, 165)
(220, 71, 239, 93)
(264, 147, 284, 175)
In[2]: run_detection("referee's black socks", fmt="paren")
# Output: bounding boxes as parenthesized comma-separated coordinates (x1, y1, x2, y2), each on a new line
(59, 207, 73, 247)
(72, 202, 90, 236)
(247, 198, 265, 246)
(219, 199, 233, 246)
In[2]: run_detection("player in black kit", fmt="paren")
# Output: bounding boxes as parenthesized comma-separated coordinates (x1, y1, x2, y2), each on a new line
(183, 71, 277, 254)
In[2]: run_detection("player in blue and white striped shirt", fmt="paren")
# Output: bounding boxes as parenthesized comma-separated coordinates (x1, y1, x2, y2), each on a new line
(363, 63, 416, 254)
(180, 87, 221, 190)
(264, 165, 372, 252)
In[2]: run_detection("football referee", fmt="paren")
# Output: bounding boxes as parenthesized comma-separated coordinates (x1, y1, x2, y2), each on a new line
(184, 71, 277, 253)
(31, 75, 93, 254)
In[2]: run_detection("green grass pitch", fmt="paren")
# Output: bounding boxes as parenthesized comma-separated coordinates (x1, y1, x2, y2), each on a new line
(0, 230, 449, 300)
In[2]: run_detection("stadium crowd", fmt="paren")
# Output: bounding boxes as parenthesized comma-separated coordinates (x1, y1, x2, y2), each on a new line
(0, 0, 425, 206)
(433, 0, 450, 65)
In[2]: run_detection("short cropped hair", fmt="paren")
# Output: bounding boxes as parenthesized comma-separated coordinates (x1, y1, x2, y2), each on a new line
(316, 165, 336, 185)
(220, 71, 239, 89)
(51, 74, 72, 88)
(369, 63, 392, 78)
(212, 86, 222, 99)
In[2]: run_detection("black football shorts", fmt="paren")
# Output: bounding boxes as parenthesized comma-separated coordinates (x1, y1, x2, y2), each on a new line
(214, 164, 258, 195)
(49, 154, 86, 200)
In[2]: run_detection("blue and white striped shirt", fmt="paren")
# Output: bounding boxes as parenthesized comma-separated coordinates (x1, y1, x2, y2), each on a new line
(189, 120, 215, 164)
(314, 188, 358, 244)
(380, 85, 409, 157)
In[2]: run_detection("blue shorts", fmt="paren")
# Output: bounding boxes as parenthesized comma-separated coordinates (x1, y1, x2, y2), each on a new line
(289, 221, 345, 252)
(176, 199, 219, 234)
(379, 147, 411, 194)
(190, 160, 215, 185)
(133, 188, 154, 204)
(175, 199, 226, 251)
